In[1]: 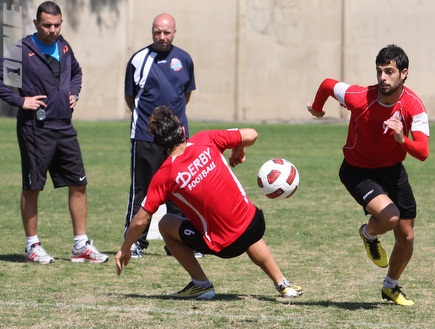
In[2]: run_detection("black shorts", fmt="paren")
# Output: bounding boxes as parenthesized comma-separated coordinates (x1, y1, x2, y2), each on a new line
(17, 123, 87, 190)
(178, 207, 266, 259)
(339, 160, 416, 219)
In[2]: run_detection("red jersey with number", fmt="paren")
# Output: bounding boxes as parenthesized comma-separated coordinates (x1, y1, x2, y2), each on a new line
(312, 79, 429, 168)
(142, 129, 256, 252)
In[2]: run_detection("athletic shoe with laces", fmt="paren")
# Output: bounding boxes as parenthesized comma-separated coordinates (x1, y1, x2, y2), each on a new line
(276, 282, 303, 297)
(168, 281, 215, 300)
(382, 285, 414, 306)
(130, 242, 143, 258)
(359, 224, 389, 268)
(25, 243, 54, 264)
(70, 240, 109, 263)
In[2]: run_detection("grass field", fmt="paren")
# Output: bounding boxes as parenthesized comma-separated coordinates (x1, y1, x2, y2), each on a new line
(0, 117, 434, 328)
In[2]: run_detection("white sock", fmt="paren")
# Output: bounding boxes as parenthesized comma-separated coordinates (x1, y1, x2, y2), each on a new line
(276, 278, 290, 288)
(363, 225, 377, 240)
(192, 278, 212, 288)
(74, 234, 88, 249)
(383, 276, 399, 289)
(26, 235, 40, 251)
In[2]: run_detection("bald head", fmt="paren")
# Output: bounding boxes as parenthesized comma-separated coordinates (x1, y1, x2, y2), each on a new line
(152, 13, 176, 51)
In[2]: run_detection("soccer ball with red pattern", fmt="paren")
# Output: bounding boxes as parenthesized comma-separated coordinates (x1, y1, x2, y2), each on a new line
(257, 158, 299, 199)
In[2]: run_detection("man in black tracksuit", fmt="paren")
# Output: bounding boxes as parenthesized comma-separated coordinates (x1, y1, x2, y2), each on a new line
(0, 1, 108, 264)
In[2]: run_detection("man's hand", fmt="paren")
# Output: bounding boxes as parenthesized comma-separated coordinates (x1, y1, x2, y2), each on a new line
(384, 117, 405, 144)
(115, 248, 131, 276)
(229, 147, 246, 167)
(307, 102, 325, 118)
(69, 94, 79, 109)
(22, 95, 47, 110)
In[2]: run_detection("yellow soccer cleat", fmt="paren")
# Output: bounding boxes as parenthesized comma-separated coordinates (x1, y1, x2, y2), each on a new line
(382, 285, 414, 306)
(359, 224, 389, 268)
(276, 282, 303, 298)
(168, 281, 215, 300)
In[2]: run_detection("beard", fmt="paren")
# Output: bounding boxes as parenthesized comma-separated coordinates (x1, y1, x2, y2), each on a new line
(378, 83, 400, 96)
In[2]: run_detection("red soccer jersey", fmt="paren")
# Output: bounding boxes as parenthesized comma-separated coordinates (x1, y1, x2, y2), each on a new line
(312, 79, 429, 168)
(142, 129, 256, 252)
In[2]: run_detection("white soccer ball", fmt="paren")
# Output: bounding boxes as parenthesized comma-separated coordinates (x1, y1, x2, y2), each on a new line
(257, 158, 299, 200)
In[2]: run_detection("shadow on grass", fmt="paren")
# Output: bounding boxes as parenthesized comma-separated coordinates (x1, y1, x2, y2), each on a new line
(0, 254, 24, 262)
(113, 293, 381, 310)
(293, 300, 380, 310)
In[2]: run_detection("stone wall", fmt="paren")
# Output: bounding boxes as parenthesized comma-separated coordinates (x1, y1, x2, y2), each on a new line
(2, 0, 434, 122)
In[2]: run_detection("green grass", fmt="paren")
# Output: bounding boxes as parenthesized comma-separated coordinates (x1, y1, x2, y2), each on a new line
(0, 117, 434, 328)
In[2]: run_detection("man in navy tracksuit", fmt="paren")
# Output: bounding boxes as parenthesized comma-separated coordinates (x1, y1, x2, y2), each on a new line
(0, 1, 108, 264)
(123, 13, 198, 258)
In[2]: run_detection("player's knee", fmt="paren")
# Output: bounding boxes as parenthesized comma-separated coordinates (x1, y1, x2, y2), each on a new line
(158, 213, 183, 237)
(396, 223, 414, 245)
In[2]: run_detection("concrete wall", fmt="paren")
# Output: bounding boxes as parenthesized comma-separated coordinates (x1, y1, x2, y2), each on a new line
(2, 0, 434, 122)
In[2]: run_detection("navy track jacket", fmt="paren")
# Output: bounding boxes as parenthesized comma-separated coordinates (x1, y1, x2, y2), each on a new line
(0, 34, 82, 129)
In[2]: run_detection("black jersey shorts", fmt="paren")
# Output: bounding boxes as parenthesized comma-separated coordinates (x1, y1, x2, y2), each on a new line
(17, 123, 87, 190)
(178, 207, 266, 259)
(339, 159, 416, 219)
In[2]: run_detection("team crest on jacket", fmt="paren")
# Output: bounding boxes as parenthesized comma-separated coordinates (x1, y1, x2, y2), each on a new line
(170, 58, 183, 71)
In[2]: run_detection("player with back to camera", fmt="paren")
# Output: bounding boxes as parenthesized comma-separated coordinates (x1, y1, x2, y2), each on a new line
(116, 106, 302, 299)
(307, 44, 429, 306)
(0, 1, 108, 264)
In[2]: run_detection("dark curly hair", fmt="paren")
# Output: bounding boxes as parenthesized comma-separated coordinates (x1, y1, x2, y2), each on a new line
(148, 106, 186, 151)
(376, 44, 409, 82)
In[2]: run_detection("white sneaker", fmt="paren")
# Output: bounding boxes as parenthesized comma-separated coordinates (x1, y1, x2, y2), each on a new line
(25, 243, 54, 264)
(194, 251, 204, 258)
(130, 242, 143, 258)
(70, 240, 108, 263)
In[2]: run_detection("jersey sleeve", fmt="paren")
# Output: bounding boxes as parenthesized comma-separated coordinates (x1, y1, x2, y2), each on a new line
(192, 129, 242, 153)
(311, 78, 349, 112)
(124, 59, 136, 97)
(400, 90, 430, 161)
(401, 131, 429, 161)
(184, 53, 196, 93)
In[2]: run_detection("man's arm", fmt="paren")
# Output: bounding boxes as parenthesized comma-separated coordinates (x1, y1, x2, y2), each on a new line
(69, 56, 82, 97)
(116, 207, 152, 275)
(185, 91, 192, 105)
(307, 78, 342, 117)
(400, 131, 429, 161)
(229, 128, 258, 167)
(0, 54, 47, 110)
(385, 116, 430, 161)
(125, 95, 135, 112)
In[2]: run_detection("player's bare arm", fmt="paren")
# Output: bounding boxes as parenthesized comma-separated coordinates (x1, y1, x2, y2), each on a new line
(124, 95, 135, 112)
(116, 208, 152, 275)
(229, 128, 257, 167)
(185, 91, 192, 105)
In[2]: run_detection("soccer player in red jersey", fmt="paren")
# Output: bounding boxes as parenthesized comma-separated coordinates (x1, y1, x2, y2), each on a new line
(116, 106, 302, 300)
(307, 44, 429, 306)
